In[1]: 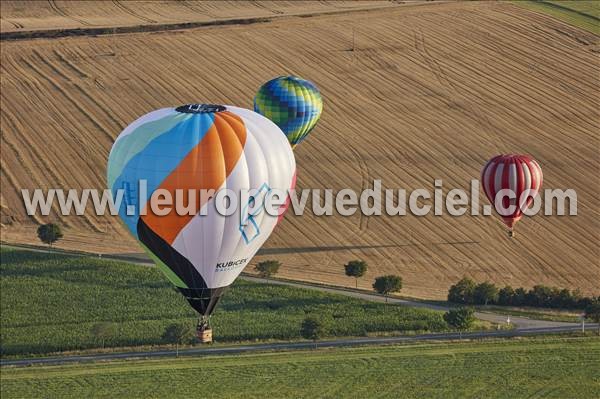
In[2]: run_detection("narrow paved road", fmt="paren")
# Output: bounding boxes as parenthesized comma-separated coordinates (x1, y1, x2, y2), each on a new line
(1, 325, 595, 367)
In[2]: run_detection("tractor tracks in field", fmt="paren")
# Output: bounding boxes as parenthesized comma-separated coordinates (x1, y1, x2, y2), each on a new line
(1, 2, 406, 41)
(111, 0, 157, 24)
(347, 144, 370, 234)
(181, 1, 217, 20)
(47, 0, 91, 27)
(252, 1, 284, 15)
(5, 20, 24, 29)
(415, 28, 457, 93)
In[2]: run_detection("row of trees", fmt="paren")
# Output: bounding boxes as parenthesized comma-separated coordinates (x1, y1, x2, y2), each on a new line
(448, 277, 599, 309)
(343, 261, 403, 300)
(256, 259, 403, 301)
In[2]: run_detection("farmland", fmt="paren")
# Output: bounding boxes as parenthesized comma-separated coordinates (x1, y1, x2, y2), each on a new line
(0, 247, 450, 356)
(1, 1, 599, 300)
(514, 1, 600, 35)
(0, 1, 391, 34)
(2, 337, 599, 398)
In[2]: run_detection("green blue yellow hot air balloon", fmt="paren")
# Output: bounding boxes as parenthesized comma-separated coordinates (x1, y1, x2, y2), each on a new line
(254, 76, 322, 148)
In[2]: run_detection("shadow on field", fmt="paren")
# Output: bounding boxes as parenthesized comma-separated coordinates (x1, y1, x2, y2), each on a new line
(258, 244, 404, 255)
(0, 249, 80, 265)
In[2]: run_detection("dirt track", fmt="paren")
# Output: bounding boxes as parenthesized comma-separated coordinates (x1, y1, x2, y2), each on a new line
(1, 1, 598, 298)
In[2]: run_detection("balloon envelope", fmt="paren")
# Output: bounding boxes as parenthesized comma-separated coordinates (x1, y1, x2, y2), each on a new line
(107, 104, 296, 315)
(254, 76, 322, 147)
(481, 154, 542, 231)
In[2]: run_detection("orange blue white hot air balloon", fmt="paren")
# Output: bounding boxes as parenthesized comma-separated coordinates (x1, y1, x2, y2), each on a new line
(481, 154, 543, 237)
(107, 104, 296, 336)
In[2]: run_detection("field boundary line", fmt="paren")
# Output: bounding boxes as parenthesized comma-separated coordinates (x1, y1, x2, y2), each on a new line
(0, 2, 442, 41)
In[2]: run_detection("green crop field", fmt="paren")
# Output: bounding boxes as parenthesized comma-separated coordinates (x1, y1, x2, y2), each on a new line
(514, 1, 600, 35)
(2, 337, 599, 398)
(0, 247, 450, 356)
(546, 1, 600, 19)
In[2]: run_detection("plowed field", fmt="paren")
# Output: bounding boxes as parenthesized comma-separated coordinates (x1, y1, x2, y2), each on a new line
(1, 1, 598, 298)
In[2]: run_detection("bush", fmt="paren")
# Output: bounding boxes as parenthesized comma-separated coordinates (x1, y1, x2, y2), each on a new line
(300, 317, 327, 341)
(443, 307, 475, 333)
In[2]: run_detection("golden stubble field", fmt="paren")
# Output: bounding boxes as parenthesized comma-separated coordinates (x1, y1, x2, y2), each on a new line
(1, 1, 598, 298)
(0, 0, 390, 32)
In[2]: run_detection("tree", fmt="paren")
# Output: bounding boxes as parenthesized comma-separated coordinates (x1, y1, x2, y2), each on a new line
(344, 260, 368, 288)
(443, 307, 475, 337)
(301, 317, 326, 347)
(372, 275, 402, 302)
(473, 282, 499, 305)
(512, 287, 527, 306)
(162, 322, 194, 357)
(571, 289, 585, 308)
(577, 295, 594, 309)
(90, 322, 116, 348)
(37, 223, 63, 247)
(553, 288, 574, 308)
(447, 277, 476, 304)
(498, 286, 515, 306)
(254, 260, 281, 278)
(584, 301, 600, 336)
(525, 285, 553, 307)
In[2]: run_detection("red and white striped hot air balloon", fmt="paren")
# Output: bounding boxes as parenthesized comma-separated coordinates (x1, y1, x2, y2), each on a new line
(481, 154, 543, 237)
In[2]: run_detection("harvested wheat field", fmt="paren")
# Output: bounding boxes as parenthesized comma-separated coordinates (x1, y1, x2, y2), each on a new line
(0, 0, 393, 34)
(1, 1, 598, 299)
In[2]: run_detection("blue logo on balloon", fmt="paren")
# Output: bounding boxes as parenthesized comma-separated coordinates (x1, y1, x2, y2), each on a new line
(240, 183, 271, 244)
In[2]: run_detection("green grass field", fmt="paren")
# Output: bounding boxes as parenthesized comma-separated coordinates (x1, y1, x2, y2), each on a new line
(0, 247, 450, 356)
(514, 1, 600, 35)
(2, 337, 599, 398)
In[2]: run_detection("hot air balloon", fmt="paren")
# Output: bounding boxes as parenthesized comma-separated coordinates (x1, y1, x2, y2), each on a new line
(481, 154, 543, 237)
(254, 76, 322, 148)
(107, 104, 296, 342)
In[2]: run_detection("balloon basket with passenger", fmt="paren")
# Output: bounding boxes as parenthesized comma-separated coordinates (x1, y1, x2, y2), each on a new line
(196, 316, 213, 344)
